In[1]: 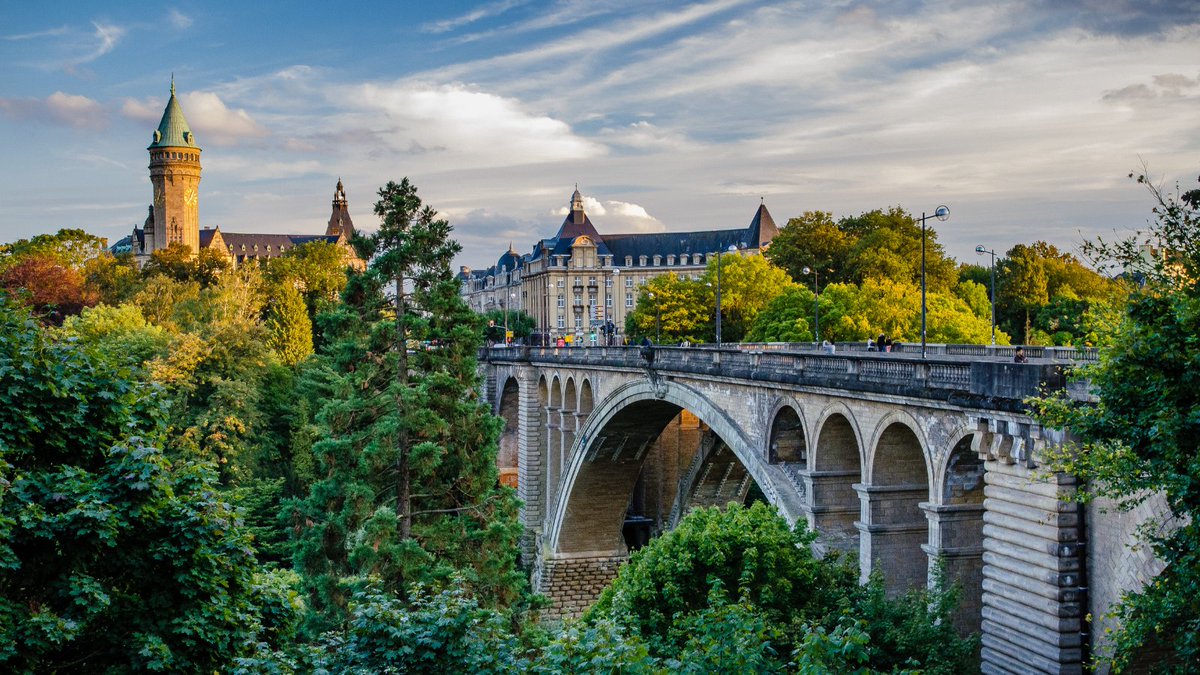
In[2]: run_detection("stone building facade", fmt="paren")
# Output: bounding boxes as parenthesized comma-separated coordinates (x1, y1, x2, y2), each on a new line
(459, 188, 779, 344)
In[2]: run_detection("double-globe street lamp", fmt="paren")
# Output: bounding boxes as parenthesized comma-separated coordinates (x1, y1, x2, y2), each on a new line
(975, 244, 997, 345)
(715, 243, 740, 348)
(918, 205, 951, 359)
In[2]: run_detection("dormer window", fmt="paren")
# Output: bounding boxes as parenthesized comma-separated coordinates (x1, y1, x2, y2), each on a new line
(667, 255, 675, 266)
(653, 255, 661, 266)
(625, 255, 633, 266)
(639, 255, 647, 266)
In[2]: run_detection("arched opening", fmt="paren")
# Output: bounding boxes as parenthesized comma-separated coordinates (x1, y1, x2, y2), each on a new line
(562, 378, 579, 466)
(861, 422, 929, 593)
(768, 406, 806, 464)
(542, 382, 774, 620)
(547, 376, 563, 510)
(496, 377, 520, 489)
(928, 435, 985, 634)
(808, 413, 862, 559)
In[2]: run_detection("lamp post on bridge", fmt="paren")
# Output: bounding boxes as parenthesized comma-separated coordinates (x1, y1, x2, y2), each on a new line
(608, 268, 620, 345)
(802, 266, 822, 345)
(918, 205, 951, 359)
(648, 291, 661, 343)
(975, 244, 997, 345)
(715, 243, 740, 349)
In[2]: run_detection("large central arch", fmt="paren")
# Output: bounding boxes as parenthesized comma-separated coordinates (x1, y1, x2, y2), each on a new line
(545, 378, 795, 556)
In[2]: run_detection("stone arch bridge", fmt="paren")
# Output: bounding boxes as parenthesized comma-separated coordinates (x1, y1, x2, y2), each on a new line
(484, 345, 1097, 674)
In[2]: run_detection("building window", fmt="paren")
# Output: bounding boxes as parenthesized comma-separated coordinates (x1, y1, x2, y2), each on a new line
(606, 296, 613, 307)
(639, 255, 647, 266)
(588, 276, 596, 286)
(667, 255, 675, 265)
(574, 295, 582, 306)
(653, 255, 661, 266)
(266, 245, 272, 252)
(625, 294, 633, 308)
(625, 255, 633, 266)
(557, 316, 565, 329)
(557, 295, 565, 308)
(605, 277, 613, 287)
(557, 279, 564, 287)
(625, 277, 633, 288)
(574, 318, 582, 330)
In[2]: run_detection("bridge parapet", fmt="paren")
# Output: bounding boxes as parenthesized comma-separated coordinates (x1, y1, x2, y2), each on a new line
(485, 345, 1077, 409)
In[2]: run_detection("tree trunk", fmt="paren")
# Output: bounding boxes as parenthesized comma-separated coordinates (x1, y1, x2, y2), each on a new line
(395, 275, 412, 539)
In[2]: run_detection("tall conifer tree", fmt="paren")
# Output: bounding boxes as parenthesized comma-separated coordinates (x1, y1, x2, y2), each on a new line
(292, 178, 524, 630)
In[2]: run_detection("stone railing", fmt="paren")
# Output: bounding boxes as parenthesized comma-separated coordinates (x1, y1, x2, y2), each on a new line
(483, 344, 1080, 408)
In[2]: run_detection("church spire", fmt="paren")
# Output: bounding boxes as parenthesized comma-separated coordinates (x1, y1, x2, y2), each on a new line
(326, 178, 355, 239)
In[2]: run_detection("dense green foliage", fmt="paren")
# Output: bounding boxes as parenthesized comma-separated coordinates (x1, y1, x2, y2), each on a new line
(626, 254, 796, 344)
(761, 205, 1118, 345)
(587, 503, 977, 672)
(1035, 172, 1200, 672)
(290, 178, 525, 632)
(0, 296, 296, 671)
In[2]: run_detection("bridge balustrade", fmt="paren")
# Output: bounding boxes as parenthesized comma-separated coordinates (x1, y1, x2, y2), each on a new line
(487, 345, 1064, 405)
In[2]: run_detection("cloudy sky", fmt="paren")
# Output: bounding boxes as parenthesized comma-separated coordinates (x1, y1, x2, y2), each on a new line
(1, 1, 1197, 270)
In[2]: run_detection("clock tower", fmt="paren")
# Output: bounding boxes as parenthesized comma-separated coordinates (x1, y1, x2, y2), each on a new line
(147, 77, 202, 254)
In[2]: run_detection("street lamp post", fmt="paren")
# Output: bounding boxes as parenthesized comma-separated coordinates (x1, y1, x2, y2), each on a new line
(975, 244, 997, 345)
(608, 268, 620, 345)
(918, 206, 951, 359)
(802, 266, 820, 344)
(649, 291, 660, 343)
(715, 243, 739, 348)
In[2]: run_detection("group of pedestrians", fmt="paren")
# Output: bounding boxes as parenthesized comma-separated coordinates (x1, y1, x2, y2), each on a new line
(868, 334, 895, 352)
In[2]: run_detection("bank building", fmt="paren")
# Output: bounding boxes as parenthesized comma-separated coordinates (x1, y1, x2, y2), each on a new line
(459, 187, 779, 345)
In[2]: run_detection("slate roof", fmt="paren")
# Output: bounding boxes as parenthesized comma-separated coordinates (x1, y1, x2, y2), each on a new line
(461, 191, 781, 282)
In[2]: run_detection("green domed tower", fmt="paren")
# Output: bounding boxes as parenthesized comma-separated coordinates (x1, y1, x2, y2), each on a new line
(147, 77, 202, 254)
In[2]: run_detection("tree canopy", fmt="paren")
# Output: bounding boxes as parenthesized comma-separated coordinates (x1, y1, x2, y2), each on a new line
(1034, 171, 1200, 672)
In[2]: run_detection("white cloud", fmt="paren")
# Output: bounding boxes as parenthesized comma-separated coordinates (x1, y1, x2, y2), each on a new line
(180, 92, 268, 145)
(423, 0, 528, 34)
(352, 81, 604, 168)
(598, 121, 695, 151)
(76, 21, 123, 66)
(120, 92, 268, 146)
(555, 195, 664, 232)
(168, 9, 193, 30)
(0, 91, 106, 128)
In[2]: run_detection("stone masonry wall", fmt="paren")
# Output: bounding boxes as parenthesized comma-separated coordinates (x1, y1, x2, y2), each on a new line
(536, 555, 625, 621)
(1086, 492, 1171, 671)
(980, 458, 1085, 674)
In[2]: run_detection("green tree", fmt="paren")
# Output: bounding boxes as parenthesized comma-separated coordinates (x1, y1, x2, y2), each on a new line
(586, 503, 975, 671)
(841, 207, 957, 292)
(765, 211, 853, 284)
(58, 302, 172, 367)
(0, 228, 109, 272)
(291, 178, 524, 630)
(266, 241, 352, 329)
(705, 253, 796, 343)
(1034, 171, 1200, 672)
(0, 295, 295, 671)
(266, 284, 314, 365)
(626, 273, 710, 343)
(587, 502, 854, 655)
(143, 242, 231, 287)
(745, 286, 815, 342)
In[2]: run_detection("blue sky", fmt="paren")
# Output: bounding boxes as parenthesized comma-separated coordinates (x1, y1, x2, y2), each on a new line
(1, 1, 1197, 270)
